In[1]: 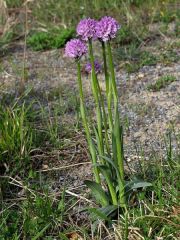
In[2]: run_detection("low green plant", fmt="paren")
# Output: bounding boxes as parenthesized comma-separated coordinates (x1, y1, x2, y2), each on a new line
(0, 31, 14, 48)
(5, 0, 24, 8)
(115, 42, 158, 73)
(0, 101, 34, 174)
(116, 26, 139, 45)
(159, 49, 180, 64)
(0, 187, 71, 239)
(124, 50, 157, 73)
(27, 28, 75, 51)
(147, 74, 177, 91)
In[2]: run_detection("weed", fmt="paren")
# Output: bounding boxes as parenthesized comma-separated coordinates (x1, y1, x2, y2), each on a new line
(147, 74, 177, 91)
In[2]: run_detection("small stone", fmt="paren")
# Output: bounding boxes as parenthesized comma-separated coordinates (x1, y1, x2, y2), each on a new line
(138, 73, 144, 78)
(42, 164, 49, 170)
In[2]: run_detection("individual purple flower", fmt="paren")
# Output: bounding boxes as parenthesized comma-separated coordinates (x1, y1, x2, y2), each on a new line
(76, 18, 97, 41)
(65, 39, 87, 59)
(85, 60, 102, 74)
(95, 16, 120, 42)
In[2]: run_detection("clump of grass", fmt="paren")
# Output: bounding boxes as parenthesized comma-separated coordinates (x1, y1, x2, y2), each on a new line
(5, 0, 24, 8)
(0, 86, 77, 178)
(116, 26, 140, 45)
(159, 49, 180, 64)
(0, 186, 76, 239)
(147, 75, 177, 91)
(116, 43, 157, 73)
(0, 102, 34, 175)
(27, 28, 75, 51)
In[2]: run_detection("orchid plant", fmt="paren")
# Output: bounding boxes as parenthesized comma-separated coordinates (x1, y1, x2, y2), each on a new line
(65, 17, 152, 220)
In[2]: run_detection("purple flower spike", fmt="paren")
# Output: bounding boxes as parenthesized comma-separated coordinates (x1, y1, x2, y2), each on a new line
(77, 18, 97, 41)
(65, 39, 87, 59)
(85, 60, 102, 74)
(95, 16, 120, 42)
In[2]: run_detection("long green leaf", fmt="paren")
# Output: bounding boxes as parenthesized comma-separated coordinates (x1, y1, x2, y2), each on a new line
(89, 205, 117, 222)
(84, 180, 109, 206)
(100, 156, 121, 181)
(32, 223, 51, 240)
(125, 179, 152, 194)
(98, 165, 118, 205)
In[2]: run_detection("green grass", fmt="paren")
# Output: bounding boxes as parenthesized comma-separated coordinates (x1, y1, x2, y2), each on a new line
(5, 0, 24, 8)
(0, 186, 76, 239)
(27, 28, 75, 51)
(147, 75, 177, 91)
(3, 0, 179, 51)
(116, 43, 158, 73)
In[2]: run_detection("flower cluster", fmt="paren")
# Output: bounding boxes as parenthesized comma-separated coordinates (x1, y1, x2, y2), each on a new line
(65, 39, 87, 59)
(65, 16, 120, 59)
(85, 60, 102, 74)
(77, 18, 97, 41)
(95, 16, 120, 42)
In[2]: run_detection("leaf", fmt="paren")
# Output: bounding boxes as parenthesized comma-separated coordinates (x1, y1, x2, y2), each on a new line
(98, 165, 112, 177)
(100, 205, 118, 217)
(89, 205, 118, 233)
(59, 233, 69, 240)
(89, 205, 117, 222)
(125, 179, 152, 194)
(98, 165, 118, 205)
(32, 223, 51, 240)
(93, 125, 101, 155)
(131, 182, 152, 189)
(100, 156, 122, 184)
(84, 180, 109, 206)
(89, 207, 111, 222)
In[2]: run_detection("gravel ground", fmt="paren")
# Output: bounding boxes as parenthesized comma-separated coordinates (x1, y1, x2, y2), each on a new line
(0, 39, 180, 163)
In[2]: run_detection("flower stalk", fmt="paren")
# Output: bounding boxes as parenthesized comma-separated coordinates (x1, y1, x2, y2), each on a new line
(88, 39, 104, 160)
(102, 41, 113, 131)
(77, 60, 100, 183)
(106, 41, 126, 207)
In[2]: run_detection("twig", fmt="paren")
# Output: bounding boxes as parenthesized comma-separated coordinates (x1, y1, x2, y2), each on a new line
(37, 161, 91, 172)
(65, 190, 93, 204)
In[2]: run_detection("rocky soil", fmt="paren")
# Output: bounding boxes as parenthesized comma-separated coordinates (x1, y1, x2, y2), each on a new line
(0, 37, 179, 185)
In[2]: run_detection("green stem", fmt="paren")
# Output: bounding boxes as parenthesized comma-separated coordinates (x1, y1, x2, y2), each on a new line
(106, 41, 126, 207)
(101, 41, 113, 131)
(102, 41, 109, 97)
(104, 172, 118, 205)
(97, 81, 110, 155)
(88, 39, 104, 159)
(106, 41, 118, 110)
(114, 107, 125, 206)
(77, 60, 100, 183)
